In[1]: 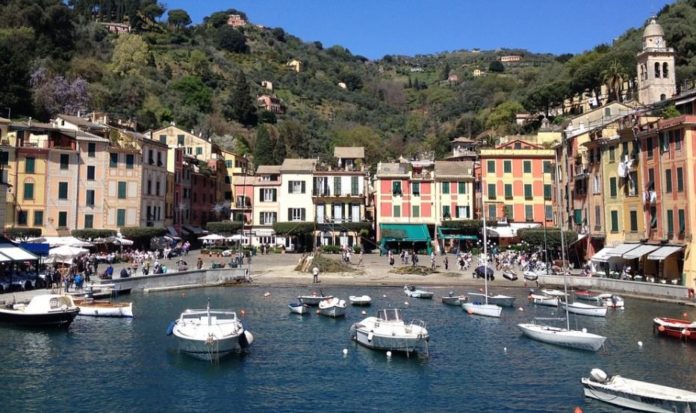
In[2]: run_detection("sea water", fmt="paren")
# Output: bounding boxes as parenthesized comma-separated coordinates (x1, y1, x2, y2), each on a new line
(1, 286, 696, 412)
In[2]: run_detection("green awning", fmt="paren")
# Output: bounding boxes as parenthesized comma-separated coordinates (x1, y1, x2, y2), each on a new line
(380, 224, 431, 242)
(437, 227, 478, 240)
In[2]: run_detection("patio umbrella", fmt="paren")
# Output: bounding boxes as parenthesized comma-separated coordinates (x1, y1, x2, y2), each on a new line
(227, 234, 249, 241)
(198, 234, 226, 241)
(49, 245, 89, 259)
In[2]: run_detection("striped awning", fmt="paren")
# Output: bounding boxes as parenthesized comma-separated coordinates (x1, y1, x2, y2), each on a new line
(591, 247, 615, 263)
(622, 244, 660, 260)
(648, 246, 683, 261)
(606, 243, 641, 258)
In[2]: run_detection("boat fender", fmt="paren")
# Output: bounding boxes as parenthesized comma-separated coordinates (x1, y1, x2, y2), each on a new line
(658, 325, 666, 332)
(367, 332, 373, 342)
(165, 320, 176, 336)
(239, 330, 250, 348)
(682, 328, 691, 337)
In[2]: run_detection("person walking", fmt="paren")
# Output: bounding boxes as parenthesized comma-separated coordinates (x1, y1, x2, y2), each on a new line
(312, 266, 320, 283)
(444, 256, 449, 270)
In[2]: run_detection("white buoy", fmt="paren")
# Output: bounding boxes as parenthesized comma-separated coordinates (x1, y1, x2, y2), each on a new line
(342, 348, 348, 356)
(386, 351, 392, 358)
(383, 294, 387, 298)
(404, 301, 409, 306)
(518, 307, 524, 312)
(504, 347, 507, 353)
(361, 310, 367, 315)
(638, 341, 643, 348)
(263, 292, 271, 297)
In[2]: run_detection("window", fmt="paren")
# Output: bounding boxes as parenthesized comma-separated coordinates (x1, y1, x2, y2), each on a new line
(627, 172, 638, 196)
(544, 184, 552, 200)
(647, 138, 654, 159)
(605, 107, 612, 116)
(289, 180, 306, 194)
(648, 168, 655, 190)
(667, 209, 674, 237)
(442, 182, 450, 194)
(663, 62, 669, 78)
(609, 146, 615, 162)
(60, 154, 69, 170)
(523, 161, 531, 174)
(393, 205, 401, 218)
(457, 206, 467, 219)
(58, 211, 67, 228)
(525, 205, 533, 222)
(610, 210, 619, 232)
(159, 134, 167, 143)
(655, 62, 661, 78)
(126, 154, 134, 169)
(679, 209, 686, 234)
(412, 206, 420, 218)
(674, 130, 682, 150)
(487, 160, 495, 173)
(17, 211, 27, 226)
(392, 181, 402, 196)
(87, 165, 95, 180)
(503, 160, 511, 173)
(442, 205, 451, 219)
(116, 209, 126, 226)
(650, 206, 658, 229)
(196, 147, 203, 155)
(593, 175, 601, 194)
(334, 177, 341, 195)
(261, 188, 277, 202)
(351, 176, 359, 195)
(148, 149, 154, 165)
(488, 204, 496, 220)
(156, 181, 160, 196)
(504, 184, 513, 199)
(25, 157, 35, 173)
(177, 134, 185, 146)
(225, 160, 233, 168)
(574, 209, 583, 225)
(260, 212, 277, 225)
(609, 177, 617, 198)
(86, 189, 95, 206)
(84, 214, 94, 229)
(87, 143, 96, 157)
(118, 181, 127, 199)
(33, 210, 43, 226)
(288, 208, 306, 221)
(412, 182, 420, 196)
(109, 153, 118, 167)
(487, 183, 496, 200)
(677, 167, 684, 192)
(545, 205, 553, 221)
(458, 182, 466, 194)
(0, 151, 8, 166)
(23, 182, 34, 200)
(524, 184, 532, 200)
(58, 182, 68, 199)
(630, 210, 638, 232)
(595, 206, 601, 229)
(665, 169, 672, 193)
(543, 161, 552, 173)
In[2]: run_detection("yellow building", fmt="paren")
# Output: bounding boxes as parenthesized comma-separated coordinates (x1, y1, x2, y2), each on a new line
(0, 117, 13, 227)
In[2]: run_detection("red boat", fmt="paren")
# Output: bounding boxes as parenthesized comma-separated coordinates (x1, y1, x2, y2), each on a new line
(653, 317, 696, 342)
(574, 289, 602, 301)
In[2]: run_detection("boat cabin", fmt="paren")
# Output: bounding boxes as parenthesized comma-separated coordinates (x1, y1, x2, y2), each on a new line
(23, 295, 75, 313)
(378, 309, 403, 322)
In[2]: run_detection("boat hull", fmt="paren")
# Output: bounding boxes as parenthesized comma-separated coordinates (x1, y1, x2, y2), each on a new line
(462, 302, 502, 318)
(348, 296, 372, 306)
(288, 304, 309, 315)
(318, 306, 346, 318)
(298, 296, 333, 306)
(518, 323, 606, 352)
(0, 309, 79, 328)
(354, 328, 427, 353)
(441, 296, 466, 306)
(175, 334, 248, 361)
(528, 294, 559, 307)
(467, 292, 515, 307)
(582, 377, 696, 413)
(561, 302, 607, 317)
(75, 301, 133, 318)
(653, 317, 696, 342)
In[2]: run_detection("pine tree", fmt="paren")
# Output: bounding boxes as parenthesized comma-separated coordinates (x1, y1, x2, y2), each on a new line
(253, 125, 274, 168)
(224, 71, 257, 127)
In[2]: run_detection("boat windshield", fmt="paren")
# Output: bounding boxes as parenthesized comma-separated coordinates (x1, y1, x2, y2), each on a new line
(378, 309, 402, 322)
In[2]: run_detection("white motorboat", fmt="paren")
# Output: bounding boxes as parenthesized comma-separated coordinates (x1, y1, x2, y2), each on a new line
(167, 302, 253, 361)
(403, 285, 434, 299)
(466, 292, 516, 307)
(288, 301, 310, 315)
(541, 289, 567, 297)
(441, 292, 467, 306)
(582, 368, 696, 412)
(73, 298, 134, 318)
(350, 308, 429, 355)
(0, 294, 80, 328)
(298, 292, 334, 306)
(462, 301, 503, 318)
(349, 295, 372, 306)
(595, 293, 625, 309)
(561, 301, 608, 317)
(518, 322, 607, 352)
(318, 297, 347, 318)
(528, 293, 559, 307)
(523, 270, 542, 281)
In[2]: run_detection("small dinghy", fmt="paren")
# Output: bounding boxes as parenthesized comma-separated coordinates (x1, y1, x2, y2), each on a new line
(595, 293, 625, 309)
(318, 297, 347, 318)
(441, 292, 467, 306)
(561, 301, 607, 317)
(502, 270, 518, 281)
(298, 291, 333, 306)
(288, 301, 310, 315)
(349, 295, 372, 306)
(73, 298, 134, 318)
(528, 293, 559, 307)
(403, 285, 434, 299)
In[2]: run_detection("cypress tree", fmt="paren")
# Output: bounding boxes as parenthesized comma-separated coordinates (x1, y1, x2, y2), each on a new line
(224, 71, 257, 127)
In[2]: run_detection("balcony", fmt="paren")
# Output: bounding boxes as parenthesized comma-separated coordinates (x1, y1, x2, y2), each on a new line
(642, 191, 657, 205)
(574, 164, 589, 180)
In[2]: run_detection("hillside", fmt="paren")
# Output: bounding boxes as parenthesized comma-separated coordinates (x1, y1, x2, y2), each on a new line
(2, 0, 696, 168)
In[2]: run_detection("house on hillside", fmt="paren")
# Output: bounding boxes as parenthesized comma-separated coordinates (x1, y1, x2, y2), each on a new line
(287, 59, 302, 73)
(257, 95, 285, 114)
(227, 14, 247, 27)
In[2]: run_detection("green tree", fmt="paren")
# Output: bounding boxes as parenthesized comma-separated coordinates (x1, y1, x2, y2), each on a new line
(167, 9, 191, 31)
(216, 25, 248, 53)
(601, 59, 628, 102)
(224, 71, 257, 127)
(110, 33, 150, 77)
(169, 76, 212, 112)
(489, 60, 505, 73)
(485, 100, 524, 133)
(661, 104, 681, 119)
(0, 27, 33, 117)
(253, 125, 274, 167)
(440, 62, 451, 80)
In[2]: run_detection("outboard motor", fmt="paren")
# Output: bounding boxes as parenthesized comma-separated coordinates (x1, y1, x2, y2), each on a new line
(590, 368, 608, 383)
(239, 330, 253, 349)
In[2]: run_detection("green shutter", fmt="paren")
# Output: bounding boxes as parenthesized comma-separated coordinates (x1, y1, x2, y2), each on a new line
(504, 184, 512, 199)
(117, 209, 125, 226)
(544, 184, 552, 200)
(458, 182, 465, 194)
(630, 211, 638, 232)
(504, 161, 511, 173)
(523, 161, 531, 173)
(412, 206, 419, 218)
(58, 211, 67, 227)
(118, 182, 127, 199)
(524, 184, 532, 200)
(679, 209, 686, 233)
(667, 210, 674, 236)
(574, 209, 582, 225)
(23, 183, 33, 200)
(487, 183, 496, 200)
(443, 205, 450, 218)
(442, 182, 450, 194)
(351, 176, 359, 195)
(666, 170, 672, 193)
(504, 205, 513, 219)
(611, 211, 618, 232)
(33, 211, 43, 226)
(610, 178, 617, 197)
(26, 157, 35, 173)
(334, 177, 341, 195)
(487, 160, 495, 173)
(59, 182, 68, 199)
(677, 168, 684, 192)
(525, 205, 533, 221)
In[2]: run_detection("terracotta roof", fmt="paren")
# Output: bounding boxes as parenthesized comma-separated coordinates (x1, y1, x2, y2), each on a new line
(256, 165, 281, 174)
(280, 158, 317, 173)
(434, 161, 474, 178)
(334, 146, 365, 159)
(56, 114, 108, 131)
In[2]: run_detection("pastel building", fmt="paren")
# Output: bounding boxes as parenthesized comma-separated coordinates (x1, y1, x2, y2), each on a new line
(252, 165, 281, 247)
(279, 158, 317, 251)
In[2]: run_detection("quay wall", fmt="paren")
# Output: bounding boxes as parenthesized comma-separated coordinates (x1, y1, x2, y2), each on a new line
(538, 275, 691, 300)
(107, 268, 249, 292)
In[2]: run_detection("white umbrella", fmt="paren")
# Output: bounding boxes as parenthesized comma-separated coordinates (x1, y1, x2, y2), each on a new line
(227, 234, 249, 241)
(199, 234, 226, 241)
(49, 245, 89, 259)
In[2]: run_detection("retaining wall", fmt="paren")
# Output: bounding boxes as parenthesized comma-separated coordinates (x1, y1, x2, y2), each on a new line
(538, 275, 690, 300)
(106, 268, 249, 292)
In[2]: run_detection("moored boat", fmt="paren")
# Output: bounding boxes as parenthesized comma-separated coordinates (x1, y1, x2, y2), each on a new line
(528, 293, 559, 307)
(561, 301, 607, 317)
(582, 368, 696, 412)
(541, 289, 567, 297)
(518, 322, 606, 352)
(595, 293, 625, 309)
(73, 298, 133, 318)
(523, 270, 541, 281)
(466, 292, 515, 307)
(318, 297, 347, 318)
(502, 270, 518, 281)
(403, 285, 434, 299)
(288, 301, 310, 315)
(298, 292, 334, 306)
(462, 301, 502, 318)
(167, 302, 253, 361)
(653, 317, 696, 342)
(574, 289, 602, 301)
(441, 292, 467, 306)
(349, 308, 429, 355)
(348, 295, 372, 306)
(0, 294, 80, 328)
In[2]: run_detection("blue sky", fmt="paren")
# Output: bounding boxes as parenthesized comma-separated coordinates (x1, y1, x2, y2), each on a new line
(163, 0, 674, 59)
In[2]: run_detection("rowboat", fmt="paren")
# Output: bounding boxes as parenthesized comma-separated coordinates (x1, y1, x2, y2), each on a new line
(653, 317, 696, 342)
(318, 297, 347, 318)
(441, 293, 467, 306)
(73, 298, 134, 318)
(528, 293, 559, 307)
(349, 295, 372, 306)
(298, 292, 333, 306)
(288, 301, 310, 315)
(561, 301, 607, 317)
(575, 289, 602, 301)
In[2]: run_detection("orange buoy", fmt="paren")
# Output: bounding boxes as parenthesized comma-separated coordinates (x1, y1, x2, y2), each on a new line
(467, 309, 474, 315)
(240, 309, 246, 316)
(574, 407, 583, 413)
(683, 329, 691, 337)
(658, 325, 666, 332)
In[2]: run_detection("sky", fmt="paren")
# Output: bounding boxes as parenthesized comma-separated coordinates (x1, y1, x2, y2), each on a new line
(162, 0, 675, 59)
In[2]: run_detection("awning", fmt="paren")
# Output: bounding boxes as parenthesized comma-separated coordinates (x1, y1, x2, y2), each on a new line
(648, 246, 683, 261)
(487, 226, 515, 238)
(606, 243, 641, 258)
(437, 227, 478, 240)
(591, 247, 615, 263)
(622, 244, 660, 260)
(0, 244, 39, 261)
(380, 224, 431, 242)
(254, 229, 275, 237)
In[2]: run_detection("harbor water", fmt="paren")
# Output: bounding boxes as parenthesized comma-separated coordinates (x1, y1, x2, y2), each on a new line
(2, 286, 696, 412)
